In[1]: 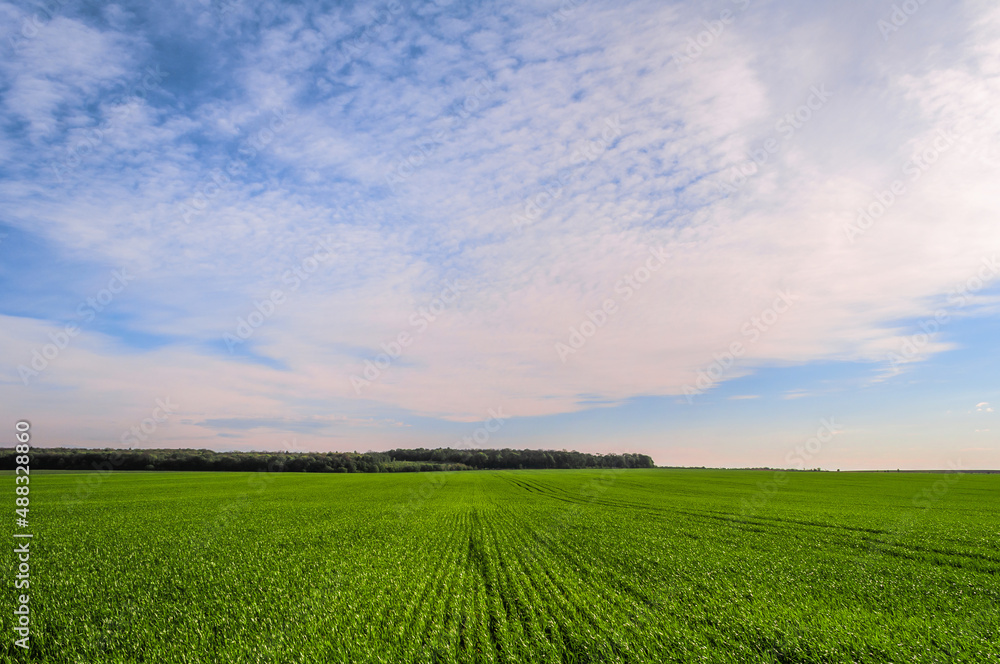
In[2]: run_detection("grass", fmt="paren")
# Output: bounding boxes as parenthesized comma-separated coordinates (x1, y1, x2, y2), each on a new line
(3, 469, 999, 663)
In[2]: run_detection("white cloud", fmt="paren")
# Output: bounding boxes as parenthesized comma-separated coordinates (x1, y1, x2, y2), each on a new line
(2, 0, 1000, 438)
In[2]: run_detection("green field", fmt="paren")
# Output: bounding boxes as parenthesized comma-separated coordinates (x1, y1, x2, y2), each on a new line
(4, 469, 999, 663)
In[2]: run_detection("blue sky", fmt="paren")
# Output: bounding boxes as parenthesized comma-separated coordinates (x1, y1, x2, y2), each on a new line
(1, 0, 998, 468)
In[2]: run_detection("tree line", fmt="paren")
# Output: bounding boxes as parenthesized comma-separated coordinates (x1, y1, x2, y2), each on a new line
(1, 447, 655, 473)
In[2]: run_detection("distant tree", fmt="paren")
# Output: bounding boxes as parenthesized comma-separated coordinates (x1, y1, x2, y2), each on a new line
(1, 447, 655, 474)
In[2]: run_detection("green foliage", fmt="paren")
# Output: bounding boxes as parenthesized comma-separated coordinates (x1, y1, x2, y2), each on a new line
(3, 469, 998, 663)
(0, 447, 655, 473)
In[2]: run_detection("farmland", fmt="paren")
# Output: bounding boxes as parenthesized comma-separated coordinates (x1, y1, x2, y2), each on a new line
(3, 469, 999, 663)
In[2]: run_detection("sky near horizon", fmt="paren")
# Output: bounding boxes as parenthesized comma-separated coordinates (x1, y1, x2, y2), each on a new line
(1, 0, 998, 469)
